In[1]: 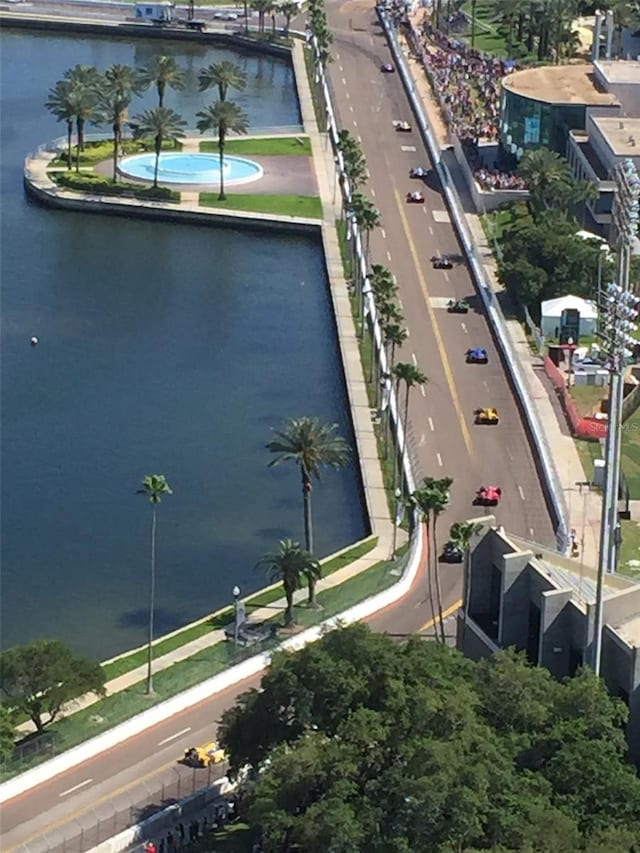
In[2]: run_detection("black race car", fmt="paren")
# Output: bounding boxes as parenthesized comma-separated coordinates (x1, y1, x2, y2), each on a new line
(432, 255, 453, 269)
(441, 541, 464, 563)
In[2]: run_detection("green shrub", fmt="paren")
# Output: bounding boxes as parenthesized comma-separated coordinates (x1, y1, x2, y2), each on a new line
(53, 173, 180, 203)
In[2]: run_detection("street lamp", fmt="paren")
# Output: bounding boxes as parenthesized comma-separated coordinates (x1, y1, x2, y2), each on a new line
(391, 487, 402, 559)
(233, 585, 241, 652)
(592, 158, 640, 675)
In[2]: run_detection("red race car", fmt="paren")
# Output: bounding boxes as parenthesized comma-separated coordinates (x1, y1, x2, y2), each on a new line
(474, 485, 502, 506)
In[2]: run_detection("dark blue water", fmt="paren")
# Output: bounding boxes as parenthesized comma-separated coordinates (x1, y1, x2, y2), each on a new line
(0, 31, 368, 660)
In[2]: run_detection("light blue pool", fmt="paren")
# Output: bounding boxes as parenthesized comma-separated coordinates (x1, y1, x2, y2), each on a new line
(119, 153, 264, 186)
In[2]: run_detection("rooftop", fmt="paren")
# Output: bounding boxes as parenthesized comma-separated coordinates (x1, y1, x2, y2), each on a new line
(591, 116, 640, 157)
(595, 59, 640, 85)
(502, 64, 619, 106)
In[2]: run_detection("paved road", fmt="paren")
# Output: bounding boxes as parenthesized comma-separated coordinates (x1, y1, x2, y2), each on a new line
(325, 0, 555, 547)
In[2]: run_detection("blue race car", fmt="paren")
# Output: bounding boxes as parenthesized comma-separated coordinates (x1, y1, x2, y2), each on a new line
(466, 347, 488, 364)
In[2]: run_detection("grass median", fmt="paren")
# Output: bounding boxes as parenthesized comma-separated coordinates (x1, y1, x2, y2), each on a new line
(2, 544, 404, 781)
(198, 192, 322, 219)
(200, 137, 311, 157)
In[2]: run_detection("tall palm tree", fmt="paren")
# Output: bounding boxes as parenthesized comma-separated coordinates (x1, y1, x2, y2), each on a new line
(45, 80, 76, 169)
(266, 417, 350, 604)
(138, 55, 186, 108)
(517, 147, 570, 221)
(196, 100, 249, 200)
(129, 107, 187, 187)
(257, 539, 320, 624)
(198, 60, 247, 102)
(391, 363, 428, 498)
(97, 64, 146, 181)
(280, 0, 300, 34)
(350, 192, 380, 264)
(251, 0, 272, 33)
(450, 520, 483, 651)
(62, 65, 101, 165)
(382, 323, 407, 454)
(137, 474, 173, 695)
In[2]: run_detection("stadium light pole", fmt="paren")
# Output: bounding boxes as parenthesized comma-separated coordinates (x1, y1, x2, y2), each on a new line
(592, 159, 640, 674)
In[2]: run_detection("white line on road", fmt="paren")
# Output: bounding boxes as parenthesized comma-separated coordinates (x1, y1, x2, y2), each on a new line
(370, 187, 375, 196)
(353, 121, 358, 128)
(357, 135, 362, 143)
(444, 271, 449, 281)
(507, 448, 514, 460)
(412, 352, 418, 366)
(529, 527, 535, 537)
(60, 779, 93, 798)
(428, 417, 434, 431)
(482, 380, 489, 390)
(339, 65, 343, 71)
(461, 322, 468, 334)
(518, 486, 526, 501)
(397, 298, 404, 309)
(386, 250, 392, 261)
(336, 53, 340, 59)
(380, 228, 386, 239)
(428, 225, 434, 235)
(422, 206, 428, 215)
(349, 105, 354, 112)
(420, 385, 426, 397)
(342, 77, 347, 85)
(436, 453, 443, 467)
(158, 727, 191, 746)
(345, 91, 350, 100)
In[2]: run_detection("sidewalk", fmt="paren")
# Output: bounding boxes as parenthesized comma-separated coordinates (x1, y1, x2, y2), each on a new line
(401, 38, 603, 568)
(16, 40, 398, 735)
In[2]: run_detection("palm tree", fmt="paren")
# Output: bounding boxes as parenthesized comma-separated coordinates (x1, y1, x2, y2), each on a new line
(196, 100, 249, 200)
(137, 474, 173, 695)
(266, 417, 350, 604)
(251, 0, 272, 33)
(410, 477, 453, 643)
(62, 65, 101, 166)
(129, 107, 187, 188)
(138, 55, 186, 108)
(257, 539, 320, 624)
(517, 147, 571, 220)
(280, 0, 300, 34)
(382, 323, 407, 453)
(391, 363, 427, 499)
(46, 80, 76, 169)
(198, 60, 247, 102)
(450, 520, 483, 651)
(350, 192, 380, 264)
(97, 64, 146, 181)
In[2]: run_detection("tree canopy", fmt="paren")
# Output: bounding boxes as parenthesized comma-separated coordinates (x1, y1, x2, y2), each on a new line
(0, 640, 105, 733)
(219, 624, 640, 852)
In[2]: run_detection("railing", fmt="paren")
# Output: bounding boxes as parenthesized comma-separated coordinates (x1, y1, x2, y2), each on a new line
(379, 9, 570, 553)
(523, 305, 545, 352)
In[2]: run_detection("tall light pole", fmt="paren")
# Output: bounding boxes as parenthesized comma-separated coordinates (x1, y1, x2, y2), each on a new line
(233, 585, 241, 652)
(592, 158, 640, 674)
(391, 487, 402, 559)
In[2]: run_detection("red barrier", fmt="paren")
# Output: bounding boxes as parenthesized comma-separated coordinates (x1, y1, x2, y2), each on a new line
(543, 356, 607, 441)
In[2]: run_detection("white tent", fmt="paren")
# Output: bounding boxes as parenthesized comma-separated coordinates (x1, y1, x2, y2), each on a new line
(540, 295, 598, 339)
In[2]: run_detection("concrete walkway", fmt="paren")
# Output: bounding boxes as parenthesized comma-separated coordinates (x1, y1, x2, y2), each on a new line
(401, 36, 603, 569)
(17, 39, 398, 735)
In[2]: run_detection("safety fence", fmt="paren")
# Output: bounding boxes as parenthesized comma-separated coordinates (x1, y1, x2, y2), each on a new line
(379, 8, 570, 553)
(543, 356, 607, 441)
(523, 305, 545, 353)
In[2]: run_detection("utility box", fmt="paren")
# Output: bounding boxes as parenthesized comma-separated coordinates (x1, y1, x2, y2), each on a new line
(593, 458, 605, 488)
(134, 3, 174, 24)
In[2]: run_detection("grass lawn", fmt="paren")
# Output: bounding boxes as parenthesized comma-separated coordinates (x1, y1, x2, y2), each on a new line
(199, 193, 322, 219)
(200, 136, 311, 157)
(102, 537, 378, 681)
(621, 407, 640, 498)
(574, 438, 602, 484)
(48, 139, 180, 169)
(203, 823, 255, 853)
(617, 519, 640, 580)
(569, 385, 607, 418)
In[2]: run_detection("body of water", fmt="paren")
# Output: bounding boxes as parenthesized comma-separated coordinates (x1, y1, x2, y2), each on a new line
(0, 31, 368, 660)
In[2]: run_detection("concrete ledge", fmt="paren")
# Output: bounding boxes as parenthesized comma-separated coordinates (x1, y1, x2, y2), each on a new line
(0, 523, 424, 805)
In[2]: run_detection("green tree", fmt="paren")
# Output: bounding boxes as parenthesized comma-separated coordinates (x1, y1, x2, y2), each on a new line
(196, 100, 249, 200)
(63, 64, 101, 155)
(97, 64, 146, 181)
(198, 60, 247, 102)
(391, 362, 427, 499)
(266, 418, 350, 603)
(137, 473, 173, 694)
(138, 54, 186, 108)
(517, 147, 571, 220)
(0, 705, 16, 764)
(279, 0, 300, 34)
(129, 107, 187, 187)
(257, 539, 320, 624)
(449, 519, 483, 651)
(0, 640, 105, 732)
(251, 0, 272, 32)
(349, 191, 380, 264)
(46, 80, 76, 170)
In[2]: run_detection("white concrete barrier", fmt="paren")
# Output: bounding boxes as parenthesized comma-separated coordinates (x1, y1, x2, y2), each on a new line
(379, 11, 569, 552)
(0, 523, 423, 805)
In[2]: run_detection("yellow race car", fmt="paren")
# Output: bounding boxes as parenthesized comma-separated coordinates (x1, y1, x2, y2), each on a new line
(474, 407, 499, 425)
(183, 742, 226, 767)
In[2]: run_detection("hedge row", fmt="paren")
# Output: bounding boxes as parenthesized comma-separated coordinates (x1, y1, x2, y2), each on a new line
(54, 172, 180, 203)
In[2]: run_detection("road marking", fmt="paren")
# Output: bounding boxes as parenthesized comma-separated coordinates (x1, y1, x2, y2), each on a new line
(507, 448, 514, 460)
(60, 779, 93, 798)
(530, 527, 535, 537)
(432, 210, 451, 223)
(158, 727, 191, 746)
(393, 188, 474, 458)
(518, 486, 526, 501)
(342, 77, 346, 85)
(420, 385, 426, 397)
(397, 297, 404, 309)
(482, 380, 489, 390)
(345, 91, 350, 100)
(339, 65, 343, 71)
(349, 105, 354, 112)
(411, 352, 418, 366)
(380, 228, 386, 239)
(444, 271, 449, 281)
(387, 250, 392, 261)
(417, 598, 462, 634)
(428, 225, 434, 235)
(353, 120, 358, 128)
(437, 452, 443, 466)
(428, 417, 434, 431)
(461, 322, 468, 334)
(400, 145, 417, 152)
(430, 296, 456, 309)
(336, 52, 340, 59)
(357, 135, 362, 143)
(370, 187, 375, 196)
